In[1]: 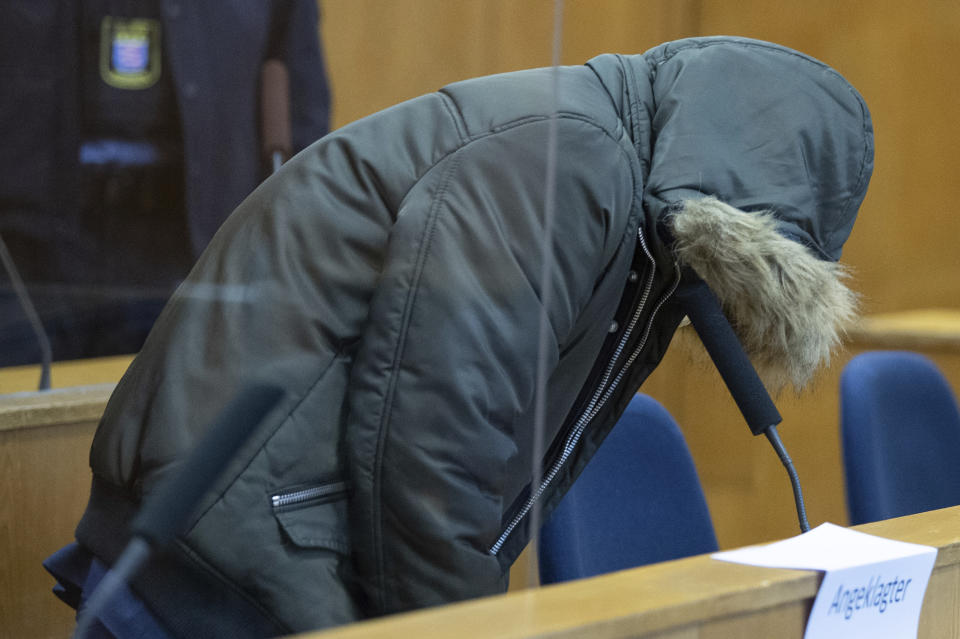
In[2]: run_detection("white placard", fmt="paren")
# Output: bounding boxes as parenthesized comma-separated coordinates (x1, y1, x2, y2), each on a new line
(712, 523, 937, 638)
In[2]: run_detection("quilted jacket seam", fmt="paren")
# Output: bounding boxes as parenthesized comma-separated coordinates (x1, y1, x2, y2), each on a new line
(369, 151, 464, 611)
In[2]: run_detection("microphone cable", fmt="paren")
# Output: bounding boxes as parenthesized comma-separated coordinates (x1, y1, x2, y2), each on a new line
(0, 232, 52, 390)
(765, 424, 811, 533)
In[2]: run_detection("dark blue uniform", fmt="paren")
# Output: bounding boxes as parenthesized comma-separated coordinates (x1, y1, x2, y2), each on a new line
(0, 0, 331, 365)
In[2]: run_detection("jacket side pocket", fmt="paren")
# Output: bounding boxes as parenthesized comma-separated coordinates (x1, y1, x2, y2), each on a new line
(271, 480, 350, 554)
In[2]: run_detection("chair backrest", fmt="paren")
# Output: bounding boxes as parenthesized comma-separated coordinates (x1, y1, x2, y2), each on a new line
(841, 350, 960, 525)
(538, 393, 718, 585)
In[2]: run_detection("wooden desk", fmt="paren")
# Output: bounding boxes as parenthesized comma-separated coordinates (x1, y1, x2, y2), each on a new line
(0, 384, 117, 639)
(295, 506, 960, 639)
(0, 354, 133, 395)
(847, 308, 960, 352)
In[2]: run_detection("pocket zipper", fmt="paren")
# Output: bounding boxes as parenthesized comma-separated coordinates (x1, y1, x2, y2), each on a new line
(270, 481, 349, 512)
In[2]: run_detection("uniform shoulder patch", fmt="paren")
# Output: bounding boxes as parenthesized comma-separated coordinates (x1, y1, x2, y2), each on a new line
(99, 17, 162, 90)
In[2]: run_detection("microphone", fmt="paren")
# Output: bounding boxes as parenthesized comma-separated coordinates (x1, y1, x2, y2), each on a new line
(674, 269, 810, 533)
(0, 232, 52, 390)
(72, 383, 285, 638)
(260, 59, 293, 174)
(673, 273, 781, 436)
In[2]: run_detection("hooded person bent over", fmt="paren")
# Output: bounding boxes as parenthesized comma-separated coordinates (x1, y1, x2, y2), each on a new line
(62, 36, 873, 637)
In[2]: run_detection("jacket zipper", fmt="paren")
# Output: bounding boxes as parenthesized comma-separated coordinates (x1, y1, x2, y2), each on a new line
(270, 481, 349, 512)
(488, 227, 679, 556)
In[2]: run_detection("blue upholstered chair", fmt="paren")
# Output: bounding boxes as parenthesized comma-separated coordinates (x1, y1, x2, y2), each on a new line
(840, 350, 960, 525)
(538, 393, 717, 585)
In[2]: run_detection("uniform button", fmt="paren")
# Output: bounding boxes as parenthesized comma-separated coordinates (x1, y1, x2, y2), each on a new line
(183, 82, 198, 98)
(166, 3, 181, 19)
(608, 321, 619, 333)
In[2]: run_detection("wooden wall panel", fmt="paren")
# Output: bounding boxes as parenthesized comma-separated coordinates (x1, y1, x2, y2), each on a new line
(319, 0, 700, 129)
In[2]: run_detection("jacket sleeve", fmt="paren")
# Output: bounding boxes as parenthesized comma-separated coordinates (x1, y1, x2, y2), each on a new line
(87, 87, 462, 496)
(345, 115, 638, 615)
(88, 93, 474, 630)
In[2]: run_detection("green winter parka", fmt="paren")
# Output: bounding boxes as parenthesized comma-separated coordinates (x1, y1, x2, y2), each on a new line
(74, 36, 873, 637)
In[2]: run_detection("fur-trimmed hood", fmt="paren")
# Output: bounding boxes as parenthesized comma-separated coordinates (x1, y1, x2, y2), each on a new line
(669, 197, 858, 391)
(588, 37, 874, 389)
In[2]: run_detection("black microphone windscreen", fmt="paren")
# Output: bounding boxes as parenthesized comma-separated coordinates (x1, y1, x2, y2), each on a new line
(130, 383, 285, 547)
(675, 276, 782, 435)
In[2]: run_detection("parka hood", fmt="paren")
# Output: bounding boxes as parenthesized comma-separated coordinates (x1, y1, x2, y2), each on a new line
(589, 36, 874, 262)
(589, 37, 874, 390)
